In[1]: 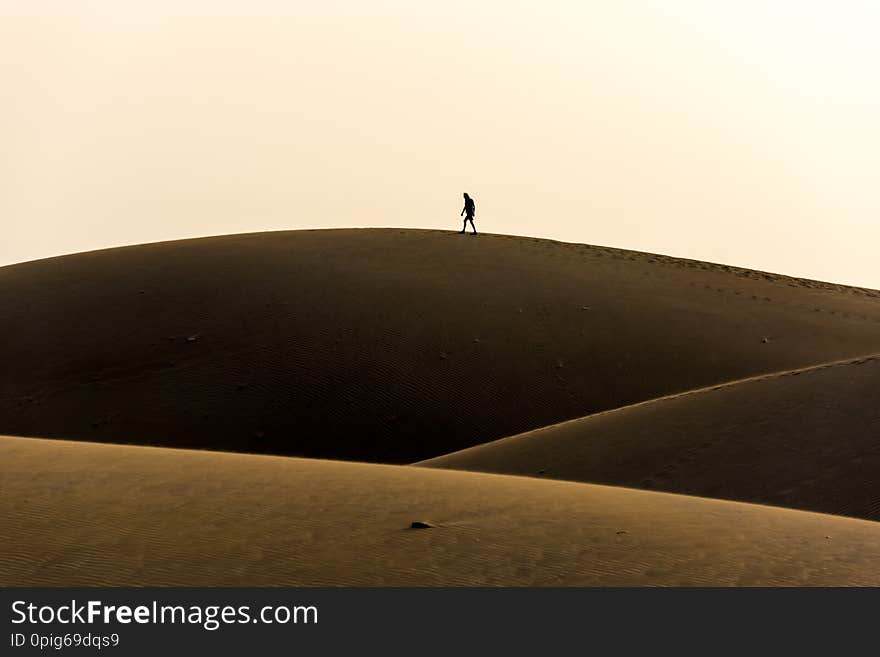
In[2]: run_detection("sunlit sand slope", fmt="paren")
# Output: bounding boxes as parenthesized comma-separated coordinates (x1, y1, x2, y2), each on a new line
(2, 436, 880, 586)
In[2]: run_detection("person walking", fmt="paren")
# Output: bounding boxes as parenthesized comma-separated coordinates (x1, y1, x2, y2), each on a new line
(459, 193, 477, 235)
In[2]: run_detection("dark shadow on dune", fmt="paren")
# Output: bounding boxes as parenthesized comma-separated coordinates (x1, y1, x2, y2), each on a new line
(3, 228, 880, 463)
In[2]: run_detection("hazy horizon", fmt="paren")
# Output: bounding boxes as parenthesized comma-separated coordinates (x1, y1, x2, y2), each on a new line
(5, 1, 880, 287)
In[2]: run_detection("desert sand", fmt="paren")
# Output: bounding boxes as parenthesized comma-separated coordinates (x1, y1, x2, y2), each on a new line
(3, 229, 880, 463)
(3, 229, 880, 586)
(4, 435, 880, 586)
(420, 355, 880, 521)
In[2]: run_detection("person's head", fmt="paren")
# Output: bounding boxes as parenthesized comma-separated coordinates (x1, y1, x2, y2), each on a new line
(463, 192, 470, 200)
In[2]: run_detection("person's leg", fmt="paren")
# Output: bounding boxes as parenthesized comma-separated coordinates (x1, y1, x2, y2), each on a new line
(469, 217, 477, 234)
(459, 219, 466, 234)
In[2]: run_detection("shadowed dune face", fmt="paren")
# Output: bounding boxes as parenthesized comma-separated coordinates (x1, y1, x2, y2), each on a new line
(4, 435, 880, 587)
(420, 356, 880, 521)
(4, 229, 880, 463)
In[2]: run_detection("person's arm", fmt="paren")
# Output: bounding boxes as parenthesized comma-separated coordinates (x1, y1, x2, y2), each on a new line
(461, 204, 466, 216)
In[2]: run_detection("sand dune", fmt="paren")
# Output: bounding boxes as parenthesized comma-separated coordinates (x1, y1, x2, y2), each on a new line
(6, 229, 880, 586)
(3, 435, 880, 586)
(420, 355, 880, 520)
(3, 229, 880, 463)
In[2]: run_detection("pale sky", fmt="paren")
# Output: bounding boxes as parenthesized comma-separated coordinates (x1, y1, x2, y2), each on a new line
(4, 1, 880, 287)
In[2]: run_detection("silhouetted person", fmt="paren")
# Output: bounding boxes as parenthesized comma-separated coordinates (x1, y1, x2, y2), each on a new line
(460, 193, 477, 234)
